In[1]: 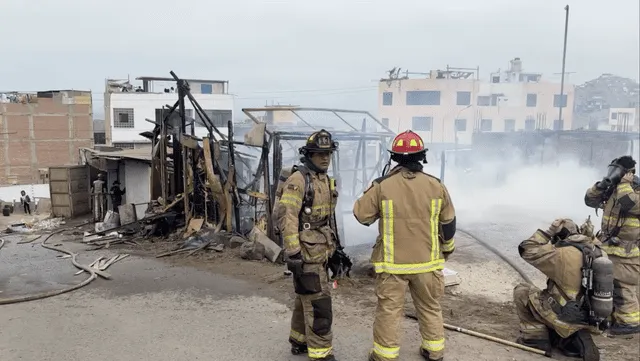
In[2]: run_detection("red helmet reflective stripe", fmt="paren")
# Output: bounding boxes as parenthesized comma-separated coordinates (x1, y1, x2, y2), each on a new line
(390, 130, 425, 155)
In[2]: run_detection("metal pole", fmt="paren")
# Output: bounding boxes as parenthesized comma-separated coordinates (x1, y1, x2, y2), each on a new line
(558, 5, 570, 128)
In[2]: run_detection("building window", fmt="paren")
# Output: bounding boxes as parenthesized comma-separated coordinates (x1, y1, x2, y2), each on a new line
(490, 94, 500, 106)
(406, 91, 441, 106)
(113, 142, 135, 149)
(553, 119, 564, 130)
(381, 118, 389, 127)
(456, 91, 471, 106)
(113, 108, 134, 128)
(197, 109, 232, 128)
(504, 119, 516, 132)
(155, 108, 194, 124)
(525, 117, 536, 131)
(553, 94, 568, 108)
(201, 84, 213, 94)
(480, 119, 492, 131)
(411, 116, 433, 131)
(94, 133, 106, 144)
(526, 94, 537, 107)
(382, 92, 393, 106)
(455, 119, 467, 132)
(611, 112, 617, 120)
(477, 96, 491, 106)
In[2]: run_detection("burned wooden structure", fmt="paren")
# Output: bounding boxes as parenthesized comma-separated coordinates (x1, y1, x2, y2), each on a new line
(240, 107, 395, 243)
(141, 73, 395, 244)
(146, 71, 247, 234)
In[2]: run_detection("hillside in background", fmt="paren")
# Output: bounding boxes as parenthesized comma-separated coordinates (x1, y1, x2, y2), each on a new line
(573, 74, 639, 129)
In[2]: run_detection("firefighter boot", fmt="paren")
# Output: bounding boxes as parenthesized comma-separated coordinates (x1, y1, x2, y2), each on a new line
(315, 355, 337, 361)
(420, 348, 443, 361)
(556, 330, 599, 361)
(516, 337, 552, 354)
(290, 340, 308, 355)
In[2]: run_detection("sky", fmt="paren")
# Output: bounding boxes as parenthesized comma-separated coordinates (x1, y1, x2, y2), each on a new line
(1, 0, 638, 120)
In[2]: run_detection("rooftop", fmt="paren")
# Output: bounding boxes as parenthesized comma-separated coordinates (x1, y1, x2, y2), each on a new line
(136, 76, 228, 84)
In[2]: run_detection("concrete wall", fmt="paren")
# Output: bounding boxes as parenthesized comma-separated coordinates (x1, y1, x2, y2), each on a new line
(105, 92, 234, 146)
(124, 160, 151, 219)
(378, 78, 575, 146)
(0, 92, 94, 184)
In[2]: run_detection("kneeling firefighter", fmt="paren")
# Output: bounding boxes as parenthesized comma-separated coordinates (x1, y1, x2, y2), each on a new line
(514, 218, 614, 361)
(584, 155, 640, 335)
(274, 129, 349, 361)
(353, 130, 457, 361)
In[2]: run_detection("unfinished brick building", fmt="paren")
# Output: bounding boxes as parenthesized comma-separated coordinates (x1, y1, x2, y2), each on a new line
(0, 90, 94, 185)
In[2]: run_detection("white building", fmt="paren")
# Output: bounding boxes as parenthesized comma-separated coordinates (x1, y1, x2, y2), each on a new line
(104, 76, 234, 148)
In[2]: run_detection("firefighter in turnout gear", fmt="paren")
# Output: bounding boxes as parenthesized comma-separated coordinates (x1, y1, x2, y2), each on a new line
(353, 130, 456, 361)
(584, 155, 640, 335)
(513, 218, 613, 361)
(274, 129, 340, 361)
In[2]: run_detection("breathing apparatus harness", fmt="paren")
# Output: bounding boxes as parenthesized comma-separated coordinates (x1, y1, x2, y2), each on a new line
(552, 236, 614, 329)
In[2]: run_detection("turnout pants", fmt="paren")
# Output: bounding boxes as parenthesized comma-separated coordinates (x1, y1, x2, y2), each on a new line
(289, 263, 334, 360)
(610, 255, 640, 327)
(370, 271, 445, 361)
(513, 283, 552, 341)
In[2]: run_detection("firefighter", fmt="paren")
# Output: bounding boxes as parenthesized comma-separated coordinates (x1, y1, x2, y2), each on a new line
(513, 218, 609, 361)
(275, 129, 340, 361)
(353, 130, 456, 361)
(584, 155, 640, 335)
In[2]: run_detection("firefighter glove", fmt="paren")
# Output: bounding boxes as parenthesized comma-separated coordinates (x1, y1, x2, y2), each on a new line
(286, 252, 304, 278)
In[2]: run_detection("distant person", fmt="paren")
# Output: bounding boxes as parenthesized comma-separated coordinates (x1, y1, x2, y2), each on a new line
(110, 180, 126, 212)
(584, 155, 640, 335)
(20, 190, 31, 215)
(91, 173, 107, 221)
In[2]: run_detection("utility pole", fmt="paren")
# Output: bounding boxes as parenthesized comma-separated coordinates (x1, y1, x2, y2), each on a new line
(558, 5, 570, 128)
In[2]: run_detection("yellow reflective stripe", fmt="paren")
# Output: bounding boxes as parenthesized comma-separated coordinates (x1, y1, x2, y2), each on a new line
(372, 259, 445, 274)
(372, 342, 400, 359)
(601, 244, 640, 258)
(441, 238, 455, 253)
(618, 184, 634, 193)
(614, 310, 640, 324)
(280, 194, 302, 207)
(381, 200, 395, 264)
(602, 216, 640, 227)
(308, 346, 332, 359)
(284, 234, 300, 248)
(329, 178, 336, 190)
(430, 199, 442, 261)
(421, 338, 445, 352)
(289, 329, 305, 343)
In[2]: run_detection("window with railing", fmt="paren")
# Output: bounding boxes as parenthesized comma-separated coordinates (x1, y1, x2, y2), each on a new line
(113, 108, 134, 128)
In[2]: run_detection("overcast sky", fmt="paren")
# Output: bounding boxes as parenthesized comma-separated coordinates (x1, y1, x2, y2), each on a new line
(1, 0, 638, 119)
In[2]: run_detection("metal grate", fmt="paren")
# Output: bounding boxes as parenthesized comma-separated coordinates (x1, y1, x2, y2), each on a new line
(114, 108, 134, 128)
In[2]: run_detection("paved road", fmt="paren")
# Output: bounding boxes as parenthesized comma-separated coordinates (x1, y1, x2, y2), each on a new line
(0, 234, 560, 361)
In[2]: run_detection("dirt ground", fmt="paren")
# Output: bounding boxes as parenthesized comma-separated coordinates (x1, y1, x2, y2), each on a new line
(115, 230, 639, 361)
(2, 215, 637, 360)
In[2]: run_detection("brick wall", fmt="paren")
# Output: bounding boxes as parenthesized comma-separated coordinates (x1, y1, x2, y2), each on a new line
(0, 93, 94, 185)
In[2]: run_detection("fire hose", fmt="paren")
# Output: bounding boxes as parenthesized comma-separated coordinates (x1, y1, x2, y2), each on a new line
(458, 228, 533, 284)
(404, 313, 551, 357)
(0, 226, 98, 305)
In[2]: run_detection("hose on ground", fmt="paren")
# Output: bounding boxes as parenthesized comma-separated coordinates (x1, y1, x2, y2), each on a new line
(458, 227, 533, 284)
(0, 238, 4, 250)
(0, 226, 98, 305)
(404, 313, 551, 357)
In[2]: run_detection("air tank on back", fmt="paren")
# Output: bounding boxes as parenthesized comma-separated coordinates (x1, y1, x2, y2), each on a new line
(590, 256, 614, 321)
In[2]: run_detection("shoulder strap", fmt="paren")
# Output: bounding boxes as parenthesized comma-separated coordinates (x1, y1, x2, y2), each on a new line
(296, 165, 314, 211)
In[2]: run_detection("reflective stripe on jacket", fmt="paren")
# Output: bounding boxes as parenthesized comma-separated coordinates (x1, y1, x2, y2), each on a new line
(353, 166, 455, 274)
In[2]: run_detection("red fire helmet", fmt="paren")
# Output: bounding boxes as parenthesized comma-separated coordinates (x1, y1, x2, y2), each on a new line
(389, 130, 426, 155)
